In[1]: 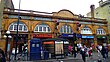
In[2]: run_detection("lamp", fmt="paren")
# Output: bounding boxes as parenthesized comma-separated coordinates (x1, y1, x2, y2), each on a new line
(4, 31, 12, 57)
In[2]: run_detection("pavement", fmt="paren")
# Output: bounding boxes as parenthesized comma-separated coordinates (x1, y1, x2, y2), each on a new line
(7, 52, 110, 62)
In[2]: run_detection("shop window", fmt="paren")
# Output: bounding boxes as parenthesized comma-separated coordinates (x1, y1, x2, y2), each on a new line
(60, 25, 73, 33)
(34, 23, 51, 32)
(9, 22, 28, 32)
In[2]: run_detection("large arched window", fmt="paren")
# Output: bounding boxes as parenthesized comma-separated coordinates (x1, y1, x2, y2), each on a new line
(9, 22, 28, 32)
(60, 25, 73, 33)
(81, 26, 92, 34)
(96, 28, 106, 35)
(34, 23, 51, 32)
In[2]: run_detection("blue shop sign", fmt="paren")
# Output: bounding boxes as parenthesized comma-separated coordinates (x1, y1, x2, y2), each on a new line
(76, 34, 82, 38)
(82, 36, 94, 38)
(61, 34, 74, 37)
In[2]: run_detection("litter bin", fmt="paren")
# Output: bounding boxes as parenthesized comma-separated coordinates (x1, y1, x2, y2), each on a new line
(44, 51, 49, 59)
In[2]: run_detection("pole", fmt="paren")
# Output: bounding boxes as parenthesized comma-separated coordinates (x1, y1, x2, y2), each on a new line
(15, 0, 21, 60)
(5, 35, 8, 57)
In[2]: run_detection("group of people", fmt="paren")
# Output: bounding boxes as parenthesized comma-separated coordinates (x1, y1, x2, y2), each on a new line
(68, 43, 109, 62)
(68, 43, 93, 62)
(0, 43, 28, 62)
(96, 44, 109, 60)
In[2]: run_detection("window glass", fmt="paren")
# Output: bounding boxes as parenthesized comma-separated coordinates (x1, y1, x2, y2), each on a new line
(36, 44, 39, 47)
(60, 25, 73, 33)
(43, 27, 46, 32)
(96, 28, 106, 35)
(39, 26, 42, 31)
(34, 24, 51, 32)
(35, 26, 38, 31)
(9, 25, 13, 30)
(32, 44, 35, 47)
(8, 22, 28, 32)
(24, 25, 27, 31)
(19, 25, 22, 31)
(14, 25, 17, 31)
(81, 26, 92, 34)
(47, 27, 50, 32)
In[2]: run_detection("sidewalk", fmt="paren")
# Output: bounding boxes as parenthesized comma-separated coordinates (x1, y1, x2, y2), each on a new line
(7, 52, 110, 62)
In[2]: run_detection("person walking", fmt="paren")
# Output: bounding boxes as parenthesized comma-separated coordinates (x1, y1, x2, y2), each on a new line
(0, 48, 6, 62)
(80, 47, 86, 62)
(88, 47, 93, 58)
(101, 45, 107, 59)
(73, 46, 77, 58)
(68, 45, 73, 56)
(105, 45, 109, 58)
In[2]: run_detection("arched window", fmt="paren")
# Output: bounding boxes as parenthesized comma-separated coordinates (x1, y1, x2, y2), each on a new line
(81, 26, 92, 34)
(34, 23, 51, 32)
(60, 25, 73, 33)
(9, 22, 28, 32)
(96, 28, 106, 35)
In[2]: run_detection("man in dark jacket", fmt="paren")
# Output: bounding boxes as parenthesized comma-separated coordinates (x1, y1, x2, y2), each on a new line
(80, 48, 86, 62)
(0, 48, 6, 62)
(101, 46, 107, 59)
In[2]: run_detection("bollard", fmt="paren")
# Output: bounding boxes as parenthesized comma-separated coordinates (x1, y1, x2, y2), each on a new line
(49, 53, 51, 59)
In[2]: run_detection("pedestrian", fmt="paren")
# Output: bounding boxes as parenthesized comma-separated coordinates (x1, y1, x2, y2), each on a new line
(88, 47, 93, 59)
(80, 47, 86, 62)
(77, 43, 82, 52)
(73, 46, 77, 58)
(101, 45, 107, 59)
(72, 41, 78, 58)
(105, 45, 109, 58)
(0, 48, 6, 62)
(68, 45, 73, 56)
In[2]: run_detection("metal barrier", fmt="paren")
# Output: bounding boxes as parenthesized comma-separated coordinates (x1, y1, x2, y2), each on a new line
(7, 52, 29, 61)
(7, 51, 67, 61)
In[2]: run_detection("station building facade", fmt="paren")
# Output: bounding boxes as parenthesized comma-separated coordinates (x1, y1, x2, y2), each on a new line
(1, 8, 109, 52)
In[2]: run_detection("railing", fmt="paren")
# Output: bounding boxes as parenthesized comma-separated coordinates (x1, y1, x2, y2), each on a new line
(7, 52, 29, 61)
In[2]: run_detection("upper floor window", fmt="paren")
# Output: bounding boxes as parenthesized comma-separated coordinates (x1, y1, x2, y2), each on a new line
(34, 23, 51, 32)
(60, 25, 73, 33)
(96, 28, 106, 35)
(81, 26, 92, 34)
(9, 22, 28, 32)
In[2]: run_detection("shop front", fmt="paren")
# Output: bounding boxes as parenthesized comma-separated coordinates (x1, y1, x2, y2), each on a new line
(12, 34, 28, 53)
(97, 35, 107, 45)
(59, 33, 76, 45)
(81, 35, 94, 47)
(42, 38, 69, 58)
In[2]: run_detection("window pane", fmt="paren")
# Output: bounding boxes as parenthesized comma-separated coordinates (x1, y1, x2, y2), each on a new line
(24, 26, 27, 31)
(14, 25, 17, 30)
(64, 26, 66, 33)
(19, 25, 22, 31)
(43, 27, 46, 32)
(39, 26, 42, 31)
(35, 26, 38, 31)
(9, 25, 13, 30)
(47, 27, 50, 32)
(60, 27, 63, 33)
